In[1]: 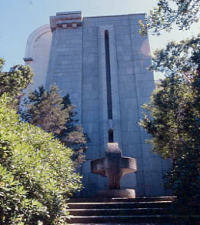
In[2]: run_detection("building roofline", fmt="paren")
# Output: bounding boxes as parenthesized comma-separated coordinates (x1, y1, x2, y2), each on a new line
(84, 13, 145, 19)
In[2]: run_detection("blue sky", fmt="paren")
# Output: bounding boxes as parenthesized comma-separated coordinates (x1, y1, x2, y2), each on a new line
(0, 0, 199, 79)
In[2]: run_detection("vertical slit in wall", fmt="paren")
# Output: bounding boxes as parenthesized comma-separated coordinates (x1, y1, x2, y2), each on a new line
(105, 30, 113, 119)
(108, 129, 114, 143)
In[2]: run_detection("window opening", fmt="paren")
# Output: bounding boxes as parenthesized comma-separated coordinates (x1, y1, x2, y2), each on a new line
(108, 129, 114, 143)
(105, 30, 113, 119)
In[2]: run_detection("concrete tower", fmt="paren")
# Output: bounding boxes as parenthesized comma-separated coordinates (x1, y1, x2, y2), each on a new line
(25, 11, 170, 197)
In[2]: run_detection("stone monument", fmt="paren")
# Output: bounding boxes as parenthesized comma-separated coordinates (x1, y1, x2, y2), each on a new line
(91, 143, 137, 198)
(24, 11, 171, 197)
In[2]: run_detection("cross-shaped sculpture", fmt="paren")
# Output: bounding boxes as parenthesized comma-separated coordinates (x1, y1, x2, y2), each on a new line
(91, 143, 137, 190)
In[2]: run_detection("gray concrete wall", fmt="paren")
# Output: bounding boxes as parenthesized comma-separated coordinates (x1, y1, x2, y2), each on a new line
(44, 12, 171, 197)
(46, 13, 83, 121)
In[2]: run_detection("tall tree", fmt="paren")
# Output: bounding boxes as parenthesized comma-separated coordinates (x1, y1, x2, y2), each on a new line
(140, 59, 200, 220)
(139, 0, 200, 221)
(58, 94, 87, 165)
(23, 86, 69, 134)
(22, 86, 87, 165)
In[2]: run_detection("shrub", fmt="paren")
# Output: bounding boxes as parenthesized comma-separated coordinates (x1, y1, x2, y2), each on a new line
(0, 94, 81, 225)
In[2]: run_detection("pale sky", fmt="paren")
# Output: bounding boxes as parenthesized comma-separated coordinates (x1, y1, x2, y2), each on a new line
(0, 0, 199, 79)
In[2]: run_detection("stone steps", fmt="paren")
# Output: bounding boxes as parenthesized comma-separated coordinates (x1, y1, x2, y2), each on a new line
(69, 196, 175, 203)
(67, 197, 176, 224)
(67, 215, 174, 224)
(69, 208, 170, 216)
(68, 201, 172, 209)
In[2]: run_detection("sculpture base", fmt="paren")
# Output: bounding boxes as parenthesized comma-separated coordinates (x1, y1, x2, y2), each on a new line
(97, 189, 136, 198)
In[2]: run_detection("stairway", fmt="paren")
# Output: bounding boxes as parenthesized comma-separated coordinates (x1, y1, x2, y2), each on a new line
(67, 196, 176, 224)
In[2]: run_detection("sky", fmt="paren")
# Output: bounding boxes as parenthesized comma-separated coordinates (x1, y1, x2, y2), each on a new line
(0, 0, 199, 79)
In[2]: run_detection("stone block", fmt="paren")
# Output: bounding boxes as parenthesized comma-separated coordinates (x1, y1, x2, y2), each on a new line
(122, 172, 137, 186)
(135, 72, 154, 81)
(85, 130, 99, 144)
(129, 14, 145, 24)
(118, 61, 135, 75)
(120, 119, 139, 133)
(136, 84, 154, 98)
(162, 159, 172, 171)
(137, 96, 152, 109)
(82, 83, 99, 100)
(135, 157, 144, 170)
(134, 59, 152, 74)
(86, 145, 101, 160)
(83, 128, 100, 145)
(119, 82, 137, 99)
(143, 156, 162, 171)
(135, 170, 145, 196)
(143, 171, 165, 196)
(82, 106, 100, 123)
(117, 52, 132, 62)
(122, 144, 142, 158)
(121, 130, 142, 145)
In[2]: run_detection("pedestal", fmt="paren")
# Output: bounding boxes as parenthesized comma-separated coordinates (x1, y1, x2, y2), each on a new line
(97, 189, 136, 198)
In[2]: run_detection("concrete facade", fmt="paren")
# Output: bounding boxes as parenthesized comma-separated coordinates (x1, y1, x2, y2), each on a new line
(25, 11, 171, 197)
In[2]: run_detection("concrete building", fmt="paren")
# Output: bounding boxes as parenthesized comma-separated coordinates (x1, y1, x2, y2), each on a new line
(24, 11, 170, 197)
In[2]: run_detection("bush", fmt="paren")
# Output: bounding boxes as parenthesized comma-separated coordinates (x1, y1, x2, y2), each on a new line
(0, 95, 81, 225)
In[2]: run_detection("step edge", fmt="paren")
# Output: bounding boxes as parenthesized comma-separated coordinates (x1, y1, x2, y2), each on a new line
(68, 201, 172, 205)
(68, 208, 169, 211)
(68, 215, 175, 218)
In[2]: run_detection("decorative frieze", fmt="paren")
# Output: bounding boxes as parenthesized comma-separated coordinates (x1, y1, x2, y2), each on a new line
(50, 11, 82, 31)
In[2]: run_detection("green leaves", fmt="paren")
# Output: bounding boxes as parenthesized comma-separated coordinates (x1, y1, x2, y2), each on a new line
(139, 1, 200, 218)
(141, 0, 200, 35)
(0, 58, 5, 72)
(22, 85, 88, 166)
(0, 64, 33, 98)
(0, 95, 81, 224)
(151, 35, 200, 78)
(140, 53, 200, 217)
(23, 86, 69, 134)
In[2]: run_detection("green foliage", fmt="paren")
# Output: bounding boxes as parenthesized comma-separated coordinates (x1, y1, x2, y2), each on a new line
(140, 75, 187, 159)
(0, 58, 5, 71)
(140, 62, 200, 218)
(140, 0, 200, 35)
(23, 86, 69, 134)
(151, 35, 200, 76)
(139, 2, 200, 220)
(0, 59, 33, 98)
(58, 94, 87, 165)
(0, 94, 81, 225)
(22, 86, 87, 165)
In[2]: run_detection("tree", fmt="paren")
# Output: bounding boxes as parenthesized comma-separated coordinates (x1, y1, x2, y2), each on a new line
(22, 86, 69, 134)
(140, 64, 200, 221)
(0, 58, 4, 71)
(0, 59, 82, 223)
(0, 58, 33, 99)
(0, 94, 81, 225)
(22, 86, 87, 165)
(58, 94, 87, 165)
(139, 0, 200, 35)
(139, 0, 200, 222)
